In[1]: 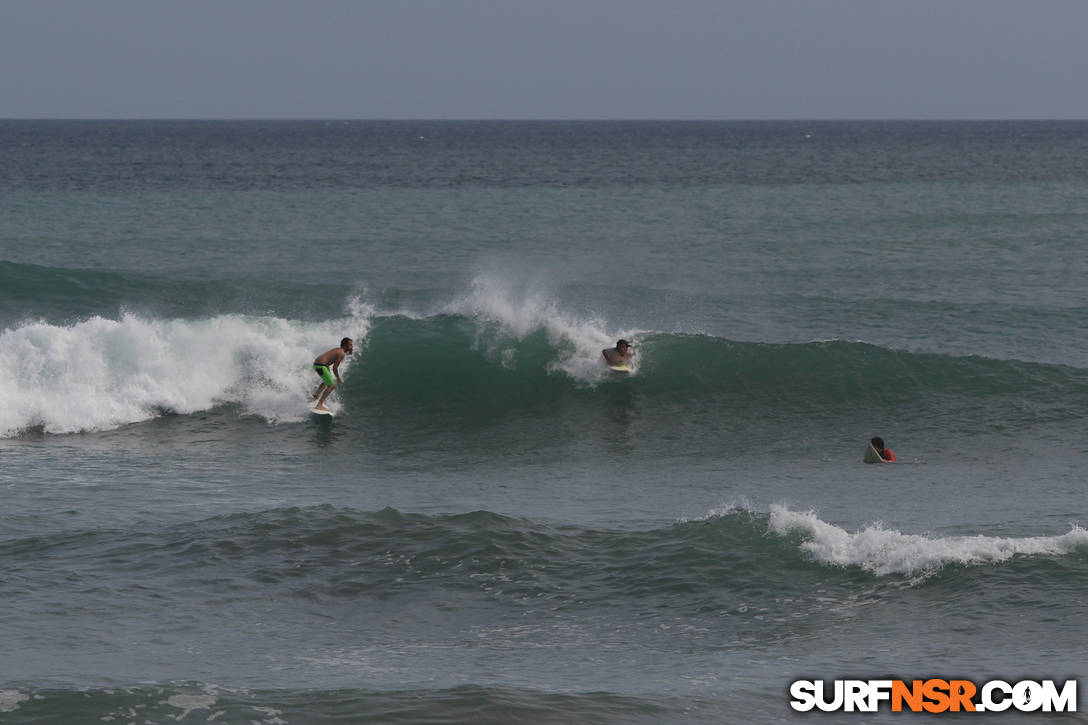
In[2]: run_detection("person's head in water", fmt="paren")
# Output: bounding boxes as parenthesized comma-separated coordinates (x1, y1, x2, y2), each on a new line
(616, 339, 630, 352)
(869, 436, 896, 461)
(341, 337, 354, 353)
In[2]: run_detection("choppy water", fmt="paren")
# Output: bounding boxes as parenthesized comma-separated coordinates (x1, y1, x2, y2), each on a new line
(1, 121, 1086, 723)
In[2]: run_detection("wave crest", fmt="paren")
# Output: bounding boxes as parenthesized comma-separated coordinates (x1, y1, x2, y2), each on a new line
(767, 504, 1088, 576)
(0, 307, 371, 436)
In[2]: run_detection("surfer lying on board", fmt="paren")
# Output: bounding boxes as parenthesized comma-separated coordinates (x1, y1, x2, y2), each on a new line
(870, 437, 896, 462)
(602, 339, 632, 367)
(311, 337, 353, 412)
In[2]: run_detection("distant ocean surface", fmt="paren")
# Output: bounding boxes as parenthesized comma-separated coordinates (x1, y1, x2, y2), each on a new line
(1, 120, 1086, 724)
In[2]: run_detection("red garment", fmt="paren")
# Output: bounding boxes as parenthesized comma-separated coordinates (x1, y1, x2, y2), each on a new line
(881, 448, 896, 462)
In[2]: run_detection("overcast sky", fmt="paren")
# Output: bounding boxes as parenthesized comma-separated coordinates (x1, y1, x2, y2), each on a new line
(2, 0, 1086, 120)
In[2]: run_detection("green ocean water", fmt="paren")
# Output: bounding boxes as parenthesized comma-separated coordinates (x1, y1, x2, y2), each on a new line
(1, 121, 1086, 723)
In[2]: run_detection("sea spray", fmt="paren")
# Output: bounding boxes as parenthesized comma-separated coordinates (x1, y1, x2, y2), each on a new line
(443, 275, 643, 382)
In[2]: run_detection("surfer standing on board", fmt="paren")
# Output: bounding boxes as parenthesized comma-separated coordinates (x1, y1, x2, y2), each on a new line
(311, 337, 353, 412)
(602, 339, 632, 367)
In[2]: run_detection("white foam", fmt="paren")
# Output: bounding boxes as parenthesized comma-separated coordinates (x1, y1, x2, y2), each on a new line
(0, 690, 28, 713)
(443, 274, 642, 383)
(163, 693, 217, 720)
(0, 302, 372, 437)
(767, 505, 1088, 576)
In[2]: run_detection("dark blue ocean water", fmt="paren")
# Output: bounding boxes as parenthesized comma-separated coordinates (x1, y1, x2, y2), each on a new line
(1, 121, 1086, 723)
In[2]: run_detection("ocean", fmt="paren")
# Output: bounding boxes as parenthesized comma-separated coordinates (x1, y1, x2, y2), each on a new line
(1, 120, 1085, 723)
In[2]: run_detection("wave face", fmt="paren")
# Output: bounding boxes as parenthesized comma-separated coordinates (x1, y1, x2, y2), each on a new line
(5, 504, 1085, 713)
(10, 502, 1088, 587)
(6, 504, 1085, 702)
(7, 505, 1085, 609)
(3, 295, 1084, 438)
(5, 500, 1085, 722)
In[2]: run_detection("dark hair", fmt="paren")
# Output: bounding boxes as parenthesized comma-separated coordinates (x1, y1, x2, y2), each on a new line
(341, 337, 353, 348)
(617, 339, 629, 348)
(870, 437, 884, 449)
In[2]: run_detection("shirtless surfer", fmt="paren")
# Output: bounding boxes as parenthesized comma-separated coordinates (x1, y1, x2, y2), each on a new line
(311, 337, 354, 412)
(602, 339, 632, 367)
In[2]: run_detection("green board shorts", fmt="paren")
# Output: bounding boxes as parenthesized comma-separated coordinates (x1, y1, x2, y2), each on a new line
(314, 364, 335, 386)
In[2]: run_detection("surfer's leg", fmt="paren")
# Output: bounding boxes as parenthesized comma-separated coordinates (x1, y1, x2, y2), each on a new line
(313, 363, 332, 402)
(315, 384, 335, 410)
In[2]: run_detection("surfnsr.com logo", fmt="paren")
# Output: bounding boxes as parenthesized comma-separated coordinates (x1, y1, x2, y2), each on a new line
(789, 679, 1077, 713)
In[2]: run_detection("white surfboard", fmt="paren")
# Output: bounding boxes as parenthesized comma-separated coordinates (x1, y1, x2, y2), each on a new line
(607, 363, 632, 374)
(309, 404, 334, 417)
(863, 443, 886, 463)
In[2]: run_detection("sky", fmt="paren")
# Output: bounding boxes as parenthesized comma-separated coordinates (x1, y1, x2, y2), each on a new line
(1, 0, 1087, 120)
